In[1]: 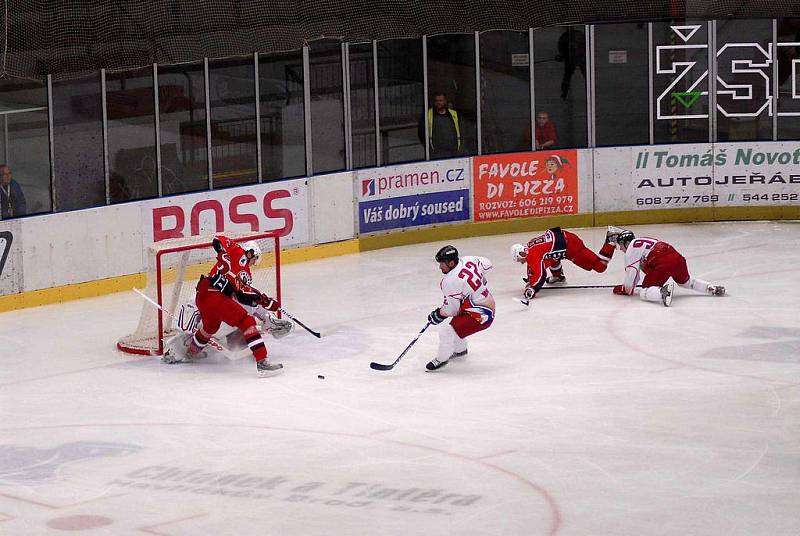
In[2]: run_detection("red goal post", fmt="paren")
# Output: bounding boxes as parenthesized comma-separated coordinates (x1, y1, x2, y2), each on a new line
(118, 231, 282, 356)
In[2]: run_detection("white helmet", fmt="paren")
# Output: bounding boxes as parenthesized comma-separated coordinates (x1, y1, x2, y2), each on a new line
(242, 240, 262, 266)
(510, 243, 527, 263)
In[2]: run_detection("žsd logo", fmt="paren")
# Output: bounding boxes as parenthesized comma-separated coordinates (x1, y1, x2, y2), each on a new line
(362, 179, 376, 197)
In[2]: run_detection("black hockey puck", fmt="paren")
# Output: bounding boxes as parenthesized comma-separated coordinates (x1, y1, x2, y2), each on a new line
(317, 375, 325, 379)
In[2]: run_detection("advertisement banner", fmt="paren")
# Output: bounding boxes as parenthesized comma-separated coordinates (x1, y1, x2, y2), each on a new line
(714, 143, 800, 206)
(472, 150, 579, 222)
(630, 142, 800, 210)
(0, 221, 21, 296)
(142, 178, 310, 246)
(356, 159, 470, 234)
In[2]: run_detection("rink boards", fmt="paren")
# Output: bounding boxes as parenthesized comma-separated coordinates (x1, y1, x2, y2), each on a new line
(0, 140, 798, 310)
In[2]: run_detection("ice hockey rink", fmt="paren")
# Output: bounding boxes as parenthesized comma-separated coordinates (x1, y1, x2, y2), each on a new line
(1, 220, 798, 535)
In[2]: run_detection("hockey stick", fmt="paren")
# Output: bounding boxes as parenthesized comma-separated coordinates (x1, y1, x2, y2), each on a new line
(240, 282, 322, 338)
(370, 321, 432, 371)
(512, 297, 532, 307)
(131, 287, 235, 358)
(542, 284, 610, 289)
(278, 308, 322, 338)
(542, 284, 645, 290)
(512, 285, 644, 306)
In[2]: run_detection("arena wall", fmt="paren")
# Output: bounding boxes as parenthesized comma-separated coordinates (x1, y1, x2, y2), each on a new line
(0, 141, 797, 312)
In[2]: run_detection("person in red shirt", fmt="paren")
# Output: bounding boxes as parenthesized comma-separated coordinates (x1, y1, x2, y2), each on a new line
(185, 236, 283, 377)
(521, 111, 558, 150)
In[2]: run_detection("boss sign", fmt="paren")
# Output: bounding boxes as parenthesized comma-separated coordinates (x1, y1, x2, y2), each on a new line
(147, 179, 309, 244)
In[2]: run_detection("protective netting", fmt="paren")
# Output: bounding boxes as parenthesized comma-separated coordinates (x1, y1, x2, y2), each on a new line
(118, 232, 281, 355)
(2, 0, 799, 81)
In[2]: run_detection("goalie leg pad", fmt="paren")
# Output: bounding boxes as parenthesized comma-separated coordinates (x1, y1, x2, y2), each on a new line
(225, 330, 247, 350)
(176, 303, 201, 333)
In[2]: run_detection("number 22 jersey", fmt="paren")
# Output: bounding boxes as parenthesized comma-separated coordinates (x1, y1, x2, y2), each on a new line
(439, 256, 496, 323)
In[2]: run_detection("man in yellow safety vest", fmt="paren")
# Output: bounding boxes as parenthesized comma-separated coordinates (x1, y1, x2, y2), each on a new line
(420, 92, 462, 159)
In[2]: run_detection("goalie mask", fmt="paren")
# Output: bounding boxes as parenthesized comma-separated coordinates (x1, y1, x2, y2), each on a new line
(242, 240, 262, 266)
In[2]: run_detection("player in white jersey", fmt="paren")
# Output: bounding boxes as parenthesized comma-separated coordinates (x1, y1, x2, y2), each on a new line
(611, 228, 726, 306)
(426, 245, 496, 371)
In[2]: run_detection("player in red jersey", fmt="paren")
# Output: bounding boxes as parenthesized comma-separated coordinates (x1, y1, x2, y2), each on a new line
(510, 226, 618, 301)
(183, 235, 283, 376)
(611, 228, 726, 306)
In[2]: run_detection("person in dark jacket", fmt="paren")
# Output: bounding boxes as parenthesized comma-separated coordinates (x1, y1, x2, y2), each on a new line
(0, 165, 26, 219)
(419, 92, 463, 159)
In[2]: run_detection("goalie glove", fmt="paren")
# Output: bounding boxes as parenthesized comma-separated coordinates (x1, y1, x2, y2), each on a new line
(251, 306, 293, 338)
(428, 308, 446, 325)
(264, 314, 293, 339)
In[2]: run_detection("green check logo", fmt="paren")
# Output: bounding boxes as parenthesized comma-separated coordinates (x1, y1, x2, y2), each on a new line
(672, 91, 702, 109)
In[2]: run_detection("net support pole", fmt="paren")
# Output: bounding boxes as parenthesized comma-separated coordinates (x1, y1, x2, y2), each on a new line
(475, 30, 482, 156)
(648, 23, 655, 145)
(422, 35, 430, 161)
(101, 69, 110, 205)
(303, 46, 313, 176)
(155, 249, 165, 355)
(204, 57, 214, 189)
(709, 21, 717, 142)
(529, 28, 535, 152)
(772, 18, 778, 141)
(255, 52, 263, 183)
(587, 25, 596, 148)
(373, 40, 381, 167)
(153, 63, 163, 197)
(342, 42, 353, 170)
(47, 74, 56, 212)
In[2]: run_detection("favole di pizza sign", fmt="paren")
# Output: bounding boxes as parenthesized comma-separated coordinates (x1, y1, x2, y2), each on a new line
(472, 150, 578, 222)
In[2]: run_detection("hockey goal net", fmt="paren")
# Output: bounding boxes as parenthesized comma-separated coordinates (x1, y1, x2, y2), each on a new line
(118, 231, 282, 356)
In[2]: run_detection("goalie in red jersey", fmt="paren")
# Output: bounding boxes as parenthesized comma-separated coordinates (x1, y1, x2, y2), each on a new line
(510, 226, 618, 302)
(169, 235, 284, 377)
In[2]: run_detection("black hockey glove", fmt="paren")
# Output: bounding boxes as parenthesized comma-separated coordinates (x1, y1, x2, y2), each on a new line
(428, 308, 446, 325)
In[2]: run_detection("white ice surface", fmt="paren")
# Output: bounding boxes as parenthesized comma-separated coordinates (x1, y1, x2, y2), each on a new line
(1, 221, 799, 535)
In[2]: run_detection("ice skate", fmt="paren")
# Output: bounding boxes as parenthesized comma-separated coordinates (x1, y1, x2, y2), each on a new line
(162, 334, 206, 364)
(161, 347, 188, 364)
(546, 273, 566, 285)
(425, 357, 449, 372)
(450, 349, 468, 360)
(660, 281, 674, 307)
(256, 358, 284, 377)
(707, 284, 726, 296)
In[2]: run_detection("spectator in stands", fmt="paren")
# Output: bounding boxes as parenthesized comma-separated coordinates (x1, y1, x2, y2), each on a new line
(0, 165, 27, 219)
(521, 111, 558, 151)
(419, 92, 463, 159)
(557, 27, 586, 100)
